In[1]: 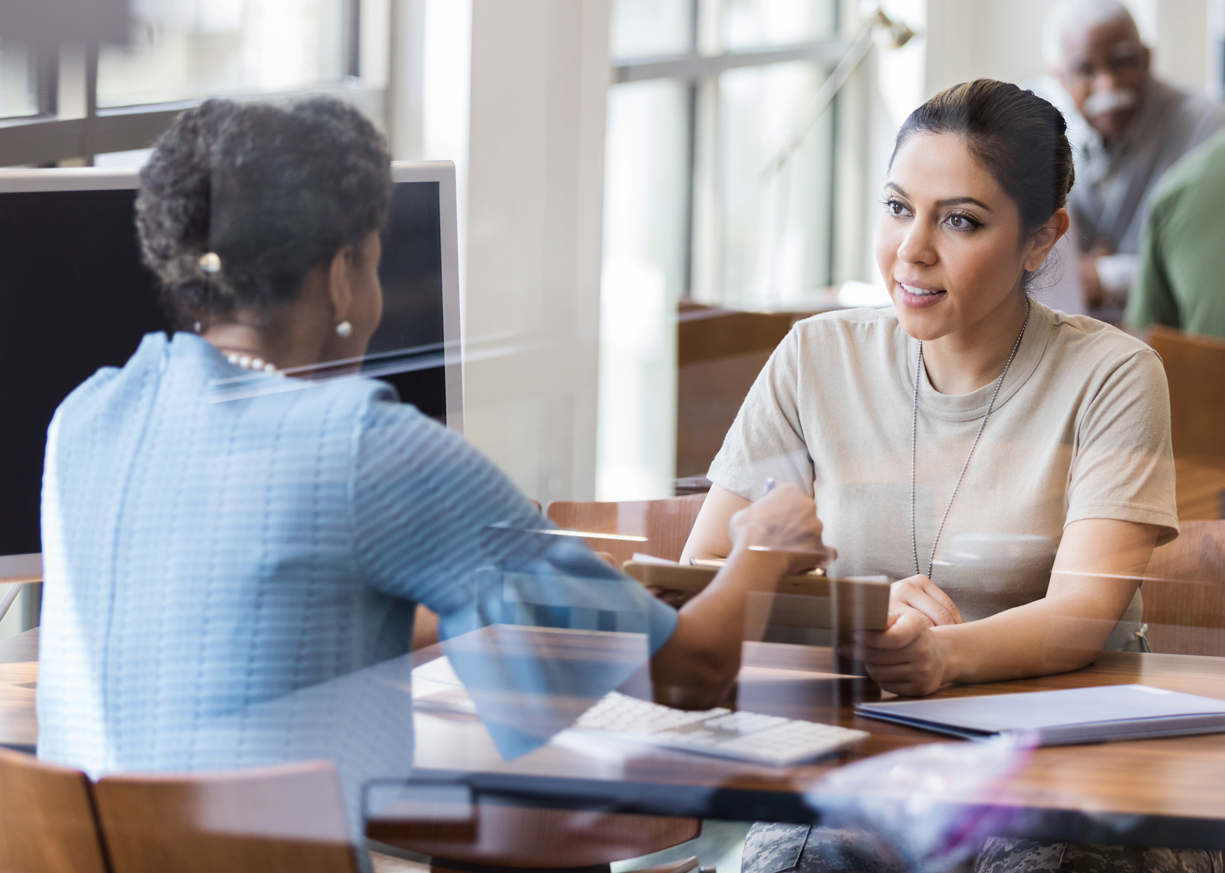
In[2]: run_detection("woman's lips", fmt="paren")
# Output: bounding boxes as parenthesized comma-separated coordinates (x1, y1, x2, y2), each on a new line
(896, 281, 946, 310)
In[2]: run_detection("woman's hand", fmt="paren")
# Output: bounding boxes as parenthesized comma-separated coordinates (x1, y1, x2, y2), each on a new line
(841, 611, 953, 697)
(890, 574, 963, 628)
(727, 483, 836, 575)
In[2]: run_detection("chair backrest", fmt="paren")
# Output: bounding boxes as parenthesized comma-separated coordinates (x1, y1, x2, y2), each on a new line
(545, 494, 707, 567)
(1148, 326, 1225, 464)
(1141, 520, 1225, 656)
(93, 761, 359, 873)
(0, 747, 109, 873)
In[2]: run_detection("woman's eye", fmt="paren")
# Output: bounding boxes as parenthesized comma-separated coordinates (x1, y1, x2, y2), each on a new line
(885, 198, 908, 217)
(946, 212, 979, 231)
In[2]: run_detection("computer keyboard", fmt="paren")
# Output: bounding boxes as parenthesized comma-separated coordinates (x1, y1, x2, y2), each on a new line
(571, 691, 869, 766)
(412, 657, 870, 767)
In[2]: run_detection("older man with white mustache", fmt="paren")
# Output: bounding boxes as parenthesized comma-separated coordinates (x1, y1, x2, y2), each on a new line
(1045, 0, 1225, 310)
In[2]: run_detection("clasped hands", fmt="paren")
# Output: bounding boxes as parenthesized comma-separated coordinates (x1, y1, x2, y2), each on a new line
(840, 574, 962, 696)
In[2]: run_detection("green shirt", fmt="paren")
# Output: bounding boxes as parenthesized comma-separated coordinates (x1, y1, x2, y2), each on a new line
(1128, 130, 1225, 338)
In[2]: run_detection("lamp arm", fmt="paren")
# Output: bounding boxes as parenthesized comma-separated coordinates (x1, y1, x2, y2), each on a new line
(760, 25, 876, 181)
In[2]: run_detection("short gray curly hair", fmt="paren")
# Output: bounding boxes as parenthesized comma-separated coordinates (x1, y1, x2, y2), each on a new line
(1043, 0, 1139, 70)
(136, 96, 392, 327)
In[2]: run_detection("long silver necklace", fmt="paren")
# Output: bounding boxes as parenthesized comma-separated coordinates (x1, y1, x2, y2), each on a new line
(911, 299, 1030, 580)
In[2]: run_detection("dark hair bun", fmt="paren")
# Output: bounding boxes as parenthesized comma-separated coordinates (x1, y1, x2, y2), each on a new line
(136, 97, 392, 326)
(892, 79, 1075, 235)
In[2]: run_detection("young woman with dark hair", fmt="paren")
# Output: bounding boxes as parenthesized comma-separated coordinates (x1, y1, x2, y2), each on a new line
(689, 79, 1201, 873)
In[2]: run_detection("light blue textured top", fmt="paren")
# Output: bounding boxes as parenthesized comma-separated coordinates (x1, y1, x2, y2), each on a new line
(37, 332, 676, 831)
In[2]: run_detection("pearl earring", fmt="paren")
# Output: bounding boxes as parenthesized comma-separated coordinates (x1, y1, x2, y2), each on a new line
(336, 320, 352, 338)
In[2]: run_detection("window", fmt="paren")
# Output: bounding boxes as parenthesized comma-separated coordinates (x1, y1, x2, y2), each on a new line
(606, 0, 843, 309)
(0, 0, 385, 168)
(0, 42, 38, 119)
(98, 0, 353, 108)
(598, 0, 844, 500)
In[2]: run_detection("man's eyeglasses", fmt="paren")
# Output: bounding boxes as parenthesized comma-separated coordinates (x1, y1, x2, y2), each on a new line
(1065, 46, 1145, 83)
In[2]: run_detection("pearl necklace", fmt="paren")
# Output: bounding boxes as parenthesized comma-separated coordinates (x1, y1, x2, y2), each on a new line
(910, 298, 1030, 581)
(221, 350, 281, 375)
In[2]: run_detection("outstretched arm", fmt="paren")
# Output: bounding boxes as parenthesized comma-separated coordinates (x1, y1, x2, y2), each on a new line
(653, 484, 835, 708)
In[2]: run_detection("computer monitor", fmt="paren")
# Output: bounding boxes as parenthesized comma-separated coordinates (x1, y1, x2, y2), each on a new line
(0, 161, 462, 583)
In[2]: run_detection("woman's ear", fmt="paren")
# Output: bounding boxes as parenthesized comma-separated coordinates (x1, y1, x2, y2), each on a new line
(326, 245, 356, 324)
(1023, 209, 1071, 272)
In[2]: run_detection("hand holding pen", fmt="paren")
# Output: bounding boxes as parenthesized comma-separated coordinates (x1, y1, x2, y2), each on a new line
(723, 477, 836, 575)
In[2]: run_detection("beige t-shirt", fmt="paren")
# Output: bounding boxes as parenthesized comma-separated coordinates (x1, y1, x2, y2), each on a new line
(708, 299, 1177, 652)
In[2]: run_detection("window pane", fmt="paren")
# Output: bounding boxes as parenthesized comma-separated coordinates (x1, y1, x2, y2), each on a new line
(0, 42, 37, 119)
(611, 0, 694, 59)
(598, 80, 689, 500)
(722, 0, 836, 50)
(706, 61, 834, 307)
(97, 0, 350, 108)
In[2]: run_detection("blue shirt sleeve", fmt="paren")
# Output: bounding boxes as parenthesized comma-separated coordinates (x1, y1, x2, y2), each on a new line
(350, 394, 677, 652)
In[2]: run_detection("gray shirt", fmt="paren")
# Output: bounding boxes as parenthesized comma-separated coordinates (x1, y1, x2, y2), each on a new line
(1070, 77, 1225, 256)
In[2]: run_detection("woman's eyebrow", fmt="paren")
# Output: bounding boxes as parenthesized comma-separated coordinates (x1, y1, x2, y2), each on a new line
(884, 184, 992, 213)
(935, 196, 993, 212)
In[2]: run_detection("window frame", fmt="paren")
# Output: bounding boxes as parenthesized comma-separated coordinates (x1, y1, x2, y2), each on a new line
(610, 1, 849, 300)
(0, 0, 380, 168)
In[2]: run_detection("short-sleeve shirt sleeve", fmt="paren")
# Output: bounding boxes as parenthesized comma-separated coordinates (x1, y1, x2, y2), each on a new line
(707, 328, 815, 500)
(350, 395, 678, 649)
(1066, 349, 1179, 543)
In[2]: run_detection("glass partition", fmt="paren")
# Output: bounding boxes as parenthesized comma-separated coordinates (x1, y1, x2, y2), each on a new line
(4, 4, 1224, 873)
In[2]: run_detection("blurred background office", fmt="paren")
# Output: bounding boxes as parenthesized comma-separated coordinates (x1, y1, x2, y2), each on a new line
(3, 0, 1225, 640)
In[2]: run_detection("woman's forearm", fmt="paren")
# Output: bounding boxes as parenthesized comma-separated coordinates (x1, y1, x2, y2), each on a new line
(935, 583, 1139, 684)
(649, 546, 791, 708)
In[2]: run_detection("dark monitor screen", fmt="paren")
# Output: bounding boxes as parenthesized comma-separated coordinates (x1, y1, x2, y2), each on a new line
(0, 177, 451, 559)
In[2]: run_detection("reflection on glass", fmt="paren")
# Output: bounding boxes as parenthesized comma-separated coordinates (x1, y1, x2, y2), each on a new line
(0, 42, 37, 119)
(713, 61, 833, 308)
(722, 0, 836, 50)
(610, 0, 693, 59)
(97, 0, 349, 107)
(599, 80, 689, 501)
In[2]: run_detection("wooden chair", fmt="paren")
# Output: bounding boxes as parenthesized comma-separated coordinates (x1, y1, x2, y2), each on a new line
(1147, 326, 1225, 520)
(1140, 520, 1225, 656)
(545, 494, 708, 567)
(1148, 326, 1225, 464)
(0, 747, 109, 873)
(93, 760, 367, 873)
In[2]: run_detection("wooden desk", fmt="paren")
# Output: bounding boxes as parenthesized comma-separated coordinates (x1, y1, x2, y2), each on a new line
(8, 627, 1225, 849)
(398, 632, 1225, 850)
